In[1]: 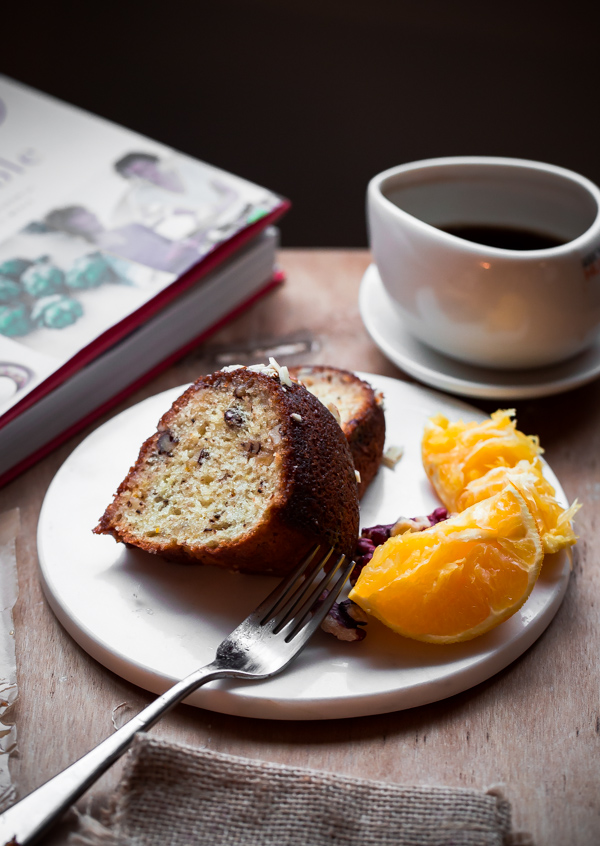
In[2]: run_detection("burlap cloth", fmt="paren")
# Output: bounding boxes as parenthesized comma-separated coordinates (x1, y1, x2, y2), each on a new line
(70, 735, 532, 846)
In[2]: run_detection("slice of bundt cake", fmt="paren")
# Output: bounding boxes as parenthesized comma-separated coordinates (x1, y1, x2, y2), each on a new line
(288, 365, 385, 498)
(94, 364, 359, 575)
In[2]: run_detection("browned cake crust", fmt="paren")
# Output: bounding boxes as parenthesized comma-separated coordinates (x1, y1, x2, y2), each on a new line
(288, 366, 385, 498)
(94, 367, 359, 575)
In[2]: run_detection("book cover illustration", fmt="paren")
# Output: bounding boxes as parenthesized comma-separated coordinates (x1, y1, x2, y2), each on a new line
(0, 77, 285, 418)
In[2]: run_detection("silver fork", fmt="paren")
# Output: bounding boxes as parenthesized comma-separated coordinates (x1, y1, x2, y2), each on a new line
(0, 544, 354, 846)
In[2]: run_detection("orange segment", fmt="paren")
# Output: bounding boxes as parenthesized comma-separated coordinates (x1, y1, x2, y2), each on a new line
(422, 409, 579, 554)
(458, 458, 580, 554)
(349, 487, 543, 643)
(421, 409, 541, 513)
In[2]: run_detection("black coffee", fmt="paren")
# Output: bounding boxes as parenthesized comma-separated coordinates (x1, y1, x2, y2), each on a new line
(441, 223, 566, 250)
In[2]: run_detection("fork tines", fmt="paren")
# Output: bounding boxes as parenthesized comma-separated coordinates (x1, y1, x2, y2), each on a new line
(257, 544, 354, 640)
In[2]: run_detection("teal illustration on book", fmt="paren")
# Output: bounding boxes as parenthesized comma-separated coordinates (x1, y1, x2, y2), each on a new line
(66, 253, 124, 289)
(0, 302, 32, 337)
(31, 295, 84, 329)
(0, 251, 130, 338)
(0, 277, 22, 303)
(21, 261, 65, 298)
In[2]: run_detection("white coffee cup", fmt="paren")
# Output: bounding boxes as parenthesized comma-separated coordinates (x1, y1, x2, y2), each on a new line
(367, 156, 600, 369)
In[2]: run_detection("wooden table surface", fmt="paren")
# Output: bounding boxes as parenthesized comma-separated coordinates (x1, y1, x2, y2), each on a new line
(3, 250, 599, 845)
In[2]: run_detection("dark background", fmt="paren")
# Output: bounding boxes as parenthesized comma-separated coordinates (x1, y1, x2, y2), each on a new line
(3, 1, 598, 247)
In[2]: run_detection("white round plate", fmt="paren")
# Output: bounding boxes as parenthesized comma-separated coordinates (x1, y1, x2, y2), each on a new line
(360, 263, 600, 400)
(38, 374, 571, 720)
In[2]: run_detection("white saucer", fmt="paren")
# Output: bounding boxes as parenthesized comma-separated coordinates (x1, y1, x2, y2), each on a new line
(359, 264, 600, 400)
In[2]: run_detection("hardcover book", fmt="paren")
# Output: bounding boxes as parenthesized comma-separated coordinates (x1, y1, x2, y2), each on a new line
(0, 76, 289, 484)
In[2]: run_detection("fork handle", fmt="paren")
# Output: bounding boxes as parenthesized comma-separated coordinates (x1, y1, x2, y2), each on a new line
(0, 661, 231, 846)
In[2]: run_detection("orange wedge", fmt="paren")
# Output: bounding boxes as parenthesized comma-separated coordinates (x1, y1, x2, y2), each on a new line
(422, 409, 579, 554)
(457, 458, 579, 555)
(421, 409, 541, 513)
(349, 487, 544, 643)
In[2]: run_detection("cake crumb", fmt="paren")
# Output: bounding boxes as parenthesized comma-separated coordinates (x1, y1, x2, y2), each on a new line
(382, 444, 404, 468)
(326, 402, 341, 425)
(291, 413, 302, 422)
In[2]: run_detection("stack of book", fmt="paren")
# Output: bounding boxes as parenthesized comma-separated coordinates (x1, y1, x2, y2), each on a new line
(0, 76, 289, 485)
